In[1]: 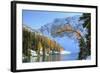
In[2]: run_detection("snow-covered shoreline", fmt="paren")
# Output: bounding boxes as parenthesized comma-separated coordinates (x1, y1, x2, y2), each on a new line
(30, 50, 71, 57)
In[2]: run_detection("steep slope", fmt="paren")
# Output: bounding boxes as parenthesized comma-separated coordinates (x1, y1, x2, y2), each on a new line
(39, 15, 85, 53)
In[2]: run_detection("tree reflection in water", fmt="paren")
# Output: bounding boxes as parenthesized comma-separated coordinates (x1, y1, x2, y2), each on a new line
(23, 53, 80, 63)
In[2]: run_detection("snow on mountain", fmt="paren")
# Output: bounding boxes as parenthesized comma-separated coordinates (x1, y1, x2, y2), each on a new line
(37, 15, 85, 53)
(38, 15, 84, 51)
(39, 15, 84, 36)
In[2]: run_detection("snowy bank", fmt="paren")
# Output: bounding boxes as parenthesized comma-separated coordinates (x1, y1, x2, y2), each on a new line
(60, 50, 71, 54)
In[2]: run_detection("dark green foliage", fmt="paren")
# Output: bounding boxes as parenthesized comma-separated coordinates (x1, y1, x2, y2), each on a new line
(78, 38, 87, 59)
(23, 28, 33, 57)
(80, 13, 91, 34)
(78, 13, 91, 59)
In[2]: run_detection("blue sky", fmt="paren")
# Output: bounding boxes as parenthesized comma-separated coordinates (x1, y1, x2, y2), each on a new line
(22, 10, 82, 53)
(23, 10, 82, 29)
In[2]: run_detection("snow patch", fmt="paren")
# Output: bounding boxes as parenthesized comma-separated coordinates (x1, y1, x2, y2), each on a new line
(60, 50, 71, 54)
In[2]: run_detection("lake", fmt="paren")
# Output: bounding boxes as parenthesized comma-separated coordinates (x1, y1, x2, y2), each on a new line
(23, 53, 79, 63)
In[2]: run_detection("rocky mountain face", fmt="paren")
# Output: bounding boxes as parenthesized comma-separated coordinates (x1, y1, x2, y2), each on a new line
(39, 15, 85, 51)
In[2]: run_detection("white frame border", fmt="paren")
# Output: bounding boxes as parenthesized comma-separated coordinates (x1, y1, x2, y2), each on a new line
(16, 3, 96, 70)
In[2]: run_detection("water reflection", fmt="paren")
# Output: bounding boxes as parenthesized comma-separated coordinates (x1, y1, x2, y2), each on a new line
(23, 53, 79, 63)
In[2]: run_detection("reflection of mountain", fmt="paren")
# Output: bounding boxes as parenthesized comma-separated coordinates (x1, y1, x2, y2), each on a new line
(39, 15, 83, 51)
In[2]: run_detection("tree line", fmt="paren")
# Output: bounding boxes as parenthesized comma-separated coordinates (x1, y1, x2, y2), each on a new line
(23, 27, 64, 59)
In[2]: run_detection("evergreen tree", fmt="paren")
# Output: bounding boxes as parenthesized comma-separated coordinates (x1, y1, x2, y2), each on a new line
(78, 13, 91, 59)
